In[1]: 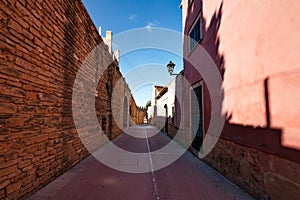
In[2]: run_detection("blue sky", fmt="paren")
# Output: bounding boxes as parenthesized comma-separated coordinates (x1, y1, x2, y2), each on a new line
(82, 0, 183, 107)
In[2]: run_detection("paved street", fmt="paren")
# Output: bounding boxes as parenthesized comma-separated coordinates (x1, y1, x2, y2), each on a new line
(29, 126, 253, 200)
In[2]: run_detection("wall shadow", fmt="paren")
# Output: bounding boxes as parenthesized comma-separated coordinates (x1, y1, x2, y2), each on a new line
(201, 2, 225, 79)
(167, 2, 300, 198)
(171, 0, 300, 177)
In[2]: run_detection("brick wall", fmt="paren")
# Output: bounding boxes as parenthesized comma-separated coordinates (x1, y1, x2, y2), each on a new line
(136, 107, 146, 125)
(0, 0, 134, 198)
(110, 66, 135, 138)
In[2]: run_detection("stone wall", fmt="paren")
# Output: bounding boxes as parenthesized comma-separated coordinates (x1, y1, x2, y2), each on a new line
(0, 0, 133, 198)
(203, 137, 300, 200)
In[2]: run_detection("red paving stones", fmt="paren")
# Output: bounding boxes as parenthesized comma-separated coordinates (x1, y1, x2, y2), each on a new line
(29, 126, 253, 200)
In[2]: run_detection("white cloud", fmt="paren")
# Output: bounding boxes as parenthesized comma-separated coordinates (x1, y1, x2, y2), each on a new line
(145, 20, 160, 31)
(129, 14, 137, 20)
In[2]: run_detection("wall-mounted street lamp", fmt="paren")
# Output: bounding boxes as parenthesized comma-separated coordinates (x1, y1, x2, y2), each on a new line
(167, 61, 179, 75)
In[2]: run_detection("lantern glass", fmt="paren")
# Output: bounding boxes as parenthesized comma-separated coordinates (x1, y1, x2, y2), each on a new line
(167, 61, 175, 74)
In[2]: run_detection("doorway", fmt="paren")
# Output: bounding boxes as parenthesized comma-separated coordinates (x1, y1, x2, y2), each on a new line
(190, 82, 204, 151)
(123, 97, 128, 128)
(164, 104, 168, 134)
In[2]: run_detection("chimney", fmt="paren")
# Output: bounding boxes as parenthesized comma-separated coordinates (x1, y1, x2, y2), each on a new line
(98, 26, 102, 36)
(105, 30, 112, 55)
(114, 49, 120, 62)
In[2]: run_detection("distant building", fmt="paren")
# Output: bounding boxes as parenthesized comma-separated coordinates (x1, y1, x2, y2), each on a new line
(147, 72, 185, 134)
(147, 80, 176, 129)
(148, 84, 165, 127)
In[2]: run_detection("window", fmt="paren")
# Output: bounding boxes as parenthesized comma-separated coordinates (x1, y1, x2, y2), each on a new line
(172, 106, 175, 123)
(189, 13, 202, 53)
(189, 0, 194, 6)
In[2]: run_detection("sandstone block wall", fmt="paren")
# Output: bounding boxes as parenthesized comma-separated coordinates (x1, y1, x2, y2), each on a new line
(203, 138, 300, 200)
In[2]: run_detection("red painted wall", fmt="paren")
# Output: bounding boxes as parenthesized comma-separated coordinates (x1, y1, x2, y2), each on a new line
(182, 0, 300, 198)
(183, 0, 300, 154)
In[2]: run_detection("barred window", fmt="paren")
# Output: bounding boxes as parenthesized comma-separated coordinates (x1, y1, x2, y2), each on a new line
(189, 13, 202, 52)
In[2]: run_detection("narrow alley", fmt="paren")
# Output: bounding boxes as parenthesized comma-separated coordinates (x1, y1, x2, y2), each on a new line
(29, 126, 252, 200)
(1, 0, 300, 199)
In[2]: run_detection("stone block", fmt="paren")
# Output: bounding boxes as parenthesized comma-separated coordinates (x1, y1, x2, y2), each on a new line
(270, 155, 300, 185)
(265, 172, 300, 200)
